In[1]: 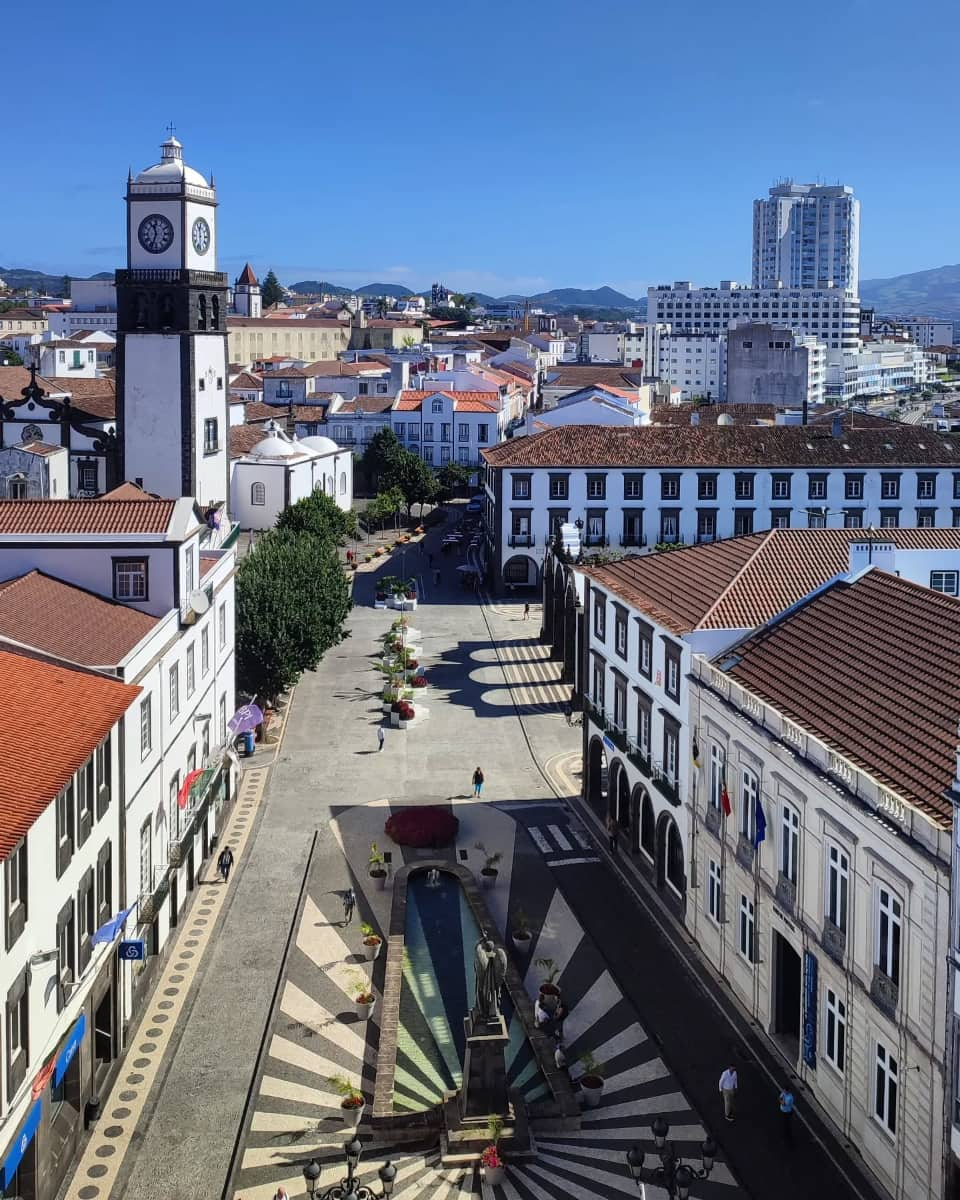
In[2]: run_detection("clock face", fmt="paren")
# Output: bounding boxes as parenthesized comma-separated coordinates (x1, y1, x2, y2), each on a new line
(192, 217, 211, 255)
(138, 213, 174, 254)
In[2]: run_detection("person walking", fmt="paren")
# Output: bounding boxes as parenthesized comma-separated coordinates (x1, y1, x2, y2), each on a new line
(523, 602, 530, 620)
(472, 767, 484, 797)
(377, 726, 385, 752)
(605, 813, 618, 854)
(217, 846, 234, 883)
(554, 1034, 568, 1074)
(553, 1001, 567, 1040)
(342, 888, 356, 926)
(719, 1065, 738, 1121)
(778, 1084, 795, 1143)
(273, 1188, 289, 1200)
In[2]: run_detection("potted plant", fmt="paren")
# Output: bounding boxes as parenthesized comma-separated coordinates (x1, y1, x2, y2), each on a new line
(328, 1075, 365, 1128)
(578, 1053, 605, 1108)
(397, 700, 415, 729)
(369, 843, 388, 890)
(360, 922, 382, 961)
(536, 958, 561, 1012)
(475, 842, 503, 889)
(511, 908, 532, 954)
(411, 674, 428, 689)
(390, 701, 401, 728)
(481, 1116, 505, 1185)
(352, 975, 377, 1020)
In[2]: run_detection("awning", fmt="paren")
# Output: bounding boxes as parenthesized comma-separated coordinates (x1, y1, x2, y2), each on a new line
(54, 1013, 86, 1085)
(92, 905, 135, 946)
(2, 1099, 41, 1187)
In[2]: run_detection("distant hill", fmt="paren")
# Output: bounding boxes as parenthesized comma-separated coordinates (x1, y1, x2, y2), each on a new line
(286, 279, 640, 311)
(289, 280, 415, 298)
(527, 286, 639, 308)
(860, 264, 960, 322)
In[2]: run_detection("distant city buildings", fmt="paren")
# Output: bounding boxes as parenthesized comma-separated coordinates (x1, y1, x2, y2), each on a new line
(753, 181, 860, 294)
(726, 322, 826, 410)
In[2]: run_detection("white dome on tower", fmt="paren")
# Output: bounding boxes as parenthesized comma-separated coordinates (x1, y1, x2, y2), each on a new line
(299, 435, 339, 455)
(133, 135, 210, 188)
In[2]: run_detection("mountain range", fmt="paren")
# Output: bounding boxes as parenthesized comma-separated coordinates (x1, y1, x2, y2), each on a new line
(859, 264, 960, 321)
(287, 280, 641, 310)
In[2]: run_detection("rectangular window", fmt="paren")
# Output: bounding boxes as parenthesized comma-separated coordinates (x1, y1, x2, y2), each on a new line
(423, 422, 434, 441)
(169, 663, 180, 721)
(4, 841, 27, 950)
(709, 744, 724, 811)
(664, 644, 681, 701)
(874, 1042, 898, 1134)
(76, 757, 94, 846)
(697, 510, 716, 542)
(880, 474, 900, 500)
(880, 509, 900, 528)
(593, 595, 606, 640)
(707, 860, 722, 923)
(663, 725, 678, 785)
(203, 418, 219, 453)
(6, 972, 28, 1096)
(549, 475, 568, 500)
(587, 474, 606, 500)
(168, 773, 180, 843)
(637, 622, 652, 678)
(512, 475, 531, 500)
(876, 886, 902, 986)
(636, 697, 651, 756)
(614, 611, 627, 659)
(931, 571, 960, 596)
(740, 768, 758, 842)
(780, 803, 800, 883)
(139, 819, 152, 896)
(771, 509, 791, 528)
(661, 474, 681, 500)
(698, 475, 717, 500)
(917, 474, 936, 499)
(113, 558, 147, 601)
(140, 695, 152, 759)
(184, 547, 195, 596)
(56, 782, 75, 877)
(734, 510, 754, 537)
(916, 508, 936, 528)
(825, 989, 846, 1073)
(441, 423, 451, 442)
(808, 474, 827, 500)
(734, 474, 755, 500)
(613, 677, 627, 730)
(738, 895, 755, 963)
(201, 626, 210, 674)
(477, 423, 488, 444)
(219, 693, 227, 744)
(218, 602, 226, 648)
(591, 659, 605, 707)
(77, 867, 94, 971)
(772, 474, 791, 500)
(457, 422, 469, 442)
(826, 844, 849, 933)
(97, 841, 112, 924)
(844, 475, 864, 500)
(186, 644, 196, 698)
(623, 474, 643, 499)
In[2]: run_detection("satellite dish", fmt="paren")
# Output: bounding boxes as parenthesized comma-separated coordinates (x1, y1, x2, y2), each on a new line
(188, 589, 211, 616)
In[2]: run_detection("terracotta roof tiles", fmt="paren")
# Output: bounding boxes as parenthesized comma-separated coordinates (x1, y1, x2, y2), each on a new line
(0, 498, 175, 536)
(0, 647, 141, 859)
(723, 571, 960, 827)
(395, 390, 498, 413)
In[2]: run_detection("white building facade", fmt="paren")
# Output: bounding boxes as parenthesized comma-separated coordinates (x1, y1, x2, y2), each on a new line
(231, 424, 353, 530)
(752, 182, 860, 294)
(656, 330, 726, 401)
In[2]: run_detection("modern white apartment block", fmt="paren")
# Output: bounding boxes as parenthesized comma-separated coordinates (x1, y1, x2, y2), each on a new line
(655, 330, 726, 401)
(0, 647, 139, 1200)
(873, 316, 954, 350)
(481, 422, 960, 592)
(726, 322, 826, 410)
(828, 340, 934, 404)
(752, 182, 860, 294)
(688, 569, 953, 1200)
(647, 282, 860, 359)
(47, 280, 118, 338)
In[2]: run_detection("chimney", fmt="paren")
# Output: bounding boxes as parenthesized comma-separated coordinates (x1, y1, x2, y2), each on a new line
(847, 537, 896, 576)
(831, 412, 844, 438)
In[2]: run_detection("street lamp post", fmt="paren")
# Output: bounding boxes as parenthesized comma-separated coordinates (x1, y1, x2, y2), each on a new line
(303, 1138, 397, 1200)
(625, 1118, 716, 1199)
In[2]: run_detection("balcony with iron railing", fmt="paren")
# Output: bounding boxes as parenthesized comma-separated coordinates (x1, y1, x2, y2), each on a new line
(137, 865, 171, 924)
(508, 533, 534, 548)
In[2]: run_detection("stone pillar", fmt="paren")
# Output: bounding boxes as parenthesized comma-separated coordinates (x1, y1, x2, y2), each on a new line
(459, 1014, 510, 1120)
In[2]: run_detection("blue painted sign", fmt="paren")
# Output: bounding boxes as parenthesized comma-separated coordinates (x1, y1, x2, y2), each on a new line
(602, 735, 615, 751)
(119, 939, 146, 961)
(802, 950, 818, 1069)
(2, 1099, 41, 1187)
(54, 1013, 86, 1086)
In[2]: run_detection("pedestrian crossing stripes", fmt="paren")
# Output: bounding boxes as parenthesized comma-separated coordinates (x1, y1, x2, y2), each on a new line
(495, 637, 570, 715)
(527, 823, 598, 863)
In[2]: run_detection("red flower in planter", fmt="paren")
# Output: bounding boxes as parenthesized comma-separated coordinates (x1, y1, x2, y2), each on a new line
(385, 806, 460, 848)
(398, 701, 415, 720)
(411, 675, 427, 688)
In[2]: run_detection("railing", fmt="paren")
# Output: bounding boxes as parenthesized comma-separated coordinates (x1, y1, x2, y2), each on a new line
(508, 534, 533, 547)
(583, 534, 609, 547)
(138, 866, 171, 924)
(116, 268, 228, 287)
(626, 738, 652, 776)
(650, 760, 679, 805)
(620, 534, 647, 547)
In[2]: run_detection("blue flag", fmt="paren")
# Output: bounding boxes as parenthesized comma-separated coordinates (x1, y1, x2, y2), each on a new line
(754, 797, 766, 847)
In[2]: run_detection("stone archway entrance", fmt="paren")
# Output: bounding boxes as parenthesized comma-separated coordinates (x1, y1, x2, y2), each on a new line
(655, 811, 686, 897)
(587, 736, 608, 813)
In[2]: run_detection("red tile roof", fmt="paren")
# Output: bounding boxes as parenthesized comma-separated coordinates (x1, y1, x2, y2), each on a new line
(545, 365, 644, 390)
(0, 498, 176, 536)
(229, 371, 263, 391)
(395, 389, 498, 413)
(481, 423, 960, 468)
(236, 263, 259, 285)
(100, 482, 156, 500)
(228, 317, 347, 329)
(0, 571, 160, 666)
(0, 647, 141, 859)
(229, 424, 269, 459)
(584, 528, 960, 635)
(305, 360, 389, 376)
(335, 396, 394, 415)
(18, 441, 62, 456)
(722, 571, 960, 827)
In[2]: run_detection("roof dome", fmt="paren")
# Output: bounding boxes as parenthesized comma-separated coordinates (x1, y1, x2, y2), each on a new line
(133, 135, 210, 188)
(299, 435, 339, 455)
(250, 421, 297, 458)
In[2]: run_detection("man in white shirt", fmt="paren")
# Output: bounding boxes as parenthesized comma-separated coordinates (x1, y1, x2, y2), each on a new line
(719, 1065, 738, 1121)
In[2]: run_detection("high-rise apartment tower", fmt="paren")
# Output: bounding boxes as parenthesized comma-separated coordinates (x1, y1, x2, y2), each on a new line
(752, 182, 860, 294)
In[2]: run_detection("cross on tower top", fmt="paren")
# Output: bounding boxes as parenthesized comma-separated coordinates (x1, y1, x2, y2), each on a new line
(165, 121, 176, 138)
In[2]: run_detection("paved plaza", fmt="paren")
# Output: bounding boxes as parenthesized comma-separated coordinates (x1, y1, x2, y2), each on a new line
(60, 514, 888, 1200)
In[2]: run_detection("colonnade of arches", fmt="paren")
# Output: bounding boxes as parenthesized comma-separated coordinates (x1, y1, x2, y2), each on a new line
(585, 735, 686, 900)
(542, 556, 578, 686)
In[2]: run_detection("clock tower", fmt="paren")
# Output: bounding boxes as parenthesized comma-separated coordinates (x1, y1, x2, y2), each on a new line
(116, 133, 229, 510)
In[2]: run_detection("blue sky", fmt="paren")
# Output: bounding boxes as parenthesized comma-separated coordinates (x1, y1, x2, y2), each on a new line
(4, 0, 957, 297)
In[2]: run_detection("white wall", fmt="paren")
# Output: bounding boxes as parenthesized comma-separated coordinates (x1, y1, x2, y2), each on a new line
(122, 334, 184, 499)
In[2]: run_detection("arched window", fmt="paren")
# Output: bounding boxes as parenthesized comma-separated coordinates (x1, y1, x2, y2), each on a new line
(250, 481, 266, 506)
(198, 294, 207, 331)
(326, 475, 334, 494)
(339, 471, 347, 495)
(211, 295, 220, 329)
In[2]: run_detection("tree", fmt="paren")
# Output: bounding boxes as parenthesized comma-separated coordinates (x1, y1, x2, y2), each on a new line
(385, 452, 439, 517)
(0, 349, 23, 366)
(437, 462, 473, 499)
(262, 270, 285, 309)
(235, 529, 352, 704)
(275, 490, 357, 544)
(61, 275, 72, 300)
(365, 487, 405, 531)
(361, 428, 403, 489)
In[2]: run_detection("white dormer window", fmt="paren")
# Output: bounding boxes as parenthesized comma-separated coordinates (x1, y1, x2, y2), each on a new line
(431, 398, 444, 414)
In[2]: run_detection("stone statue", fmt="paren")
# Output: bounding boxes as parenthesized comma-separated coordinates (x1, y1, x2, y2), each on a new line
(473, 932, 507, 1023)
